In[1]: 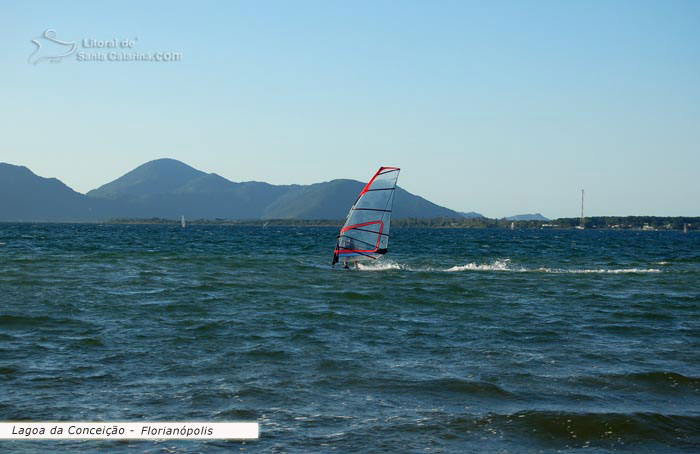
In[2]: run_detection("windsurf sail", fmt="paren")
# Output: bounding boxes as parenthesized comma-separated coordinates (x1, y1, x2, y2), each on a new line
(332, 166, 400, 266)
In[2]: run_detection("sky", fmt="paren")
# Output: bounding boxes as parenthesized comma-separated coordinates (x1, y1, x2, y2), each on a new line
(1, 1, 698, 218)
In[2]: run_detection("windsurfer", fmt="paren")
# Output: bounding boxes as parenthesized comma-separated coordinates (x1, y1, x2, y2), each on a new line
(341, 237, 356, 269)
(330, 166, 400, 269)
(342, 259, 359, 270)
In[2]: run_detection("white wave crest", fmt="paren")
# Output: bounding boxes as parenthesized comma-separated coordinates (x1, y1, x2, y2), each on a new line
(545, 268, 661, 274)
(445, 259, 520, 272)
(356, 261, 406, 271)
(445, 259, 661, 274)
(350, 258, 662, 274)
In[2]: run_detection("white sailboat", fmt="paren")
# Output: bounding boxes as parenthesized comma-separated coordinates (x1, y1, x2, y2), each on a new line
(575, 189, 585, 230)
(181, 215, 186, 228)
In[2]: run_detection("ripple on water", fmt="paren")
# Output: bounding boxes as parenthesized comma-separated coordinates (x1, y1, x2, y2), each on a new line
(0, 224, 699, 453)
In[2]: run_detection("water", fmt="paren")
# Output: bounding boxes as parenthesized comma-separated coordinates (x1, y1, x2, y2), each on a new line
(1, 224, 699, 453)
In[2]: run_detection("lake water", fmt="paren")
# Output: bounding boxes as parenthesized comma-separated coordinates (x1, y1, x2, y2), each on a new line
(0, 224, 698, 453)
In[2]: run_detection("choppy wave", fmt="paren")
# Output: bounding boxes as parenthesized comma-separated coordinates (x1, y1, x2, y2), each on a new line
(549, 268, 661, 274)
(2, 224, 698, 454)
(294, 410, 700, 449)
(445, 259, 522, 272)
(356, 261, 406, 271)
(0, 314, 96, 331)
(446, 259, 661, 274)
(493, 410, 700, 445)
(408, 377, 514, 397)
(579, 371, 700, 392)
(358, 259, 661, 274)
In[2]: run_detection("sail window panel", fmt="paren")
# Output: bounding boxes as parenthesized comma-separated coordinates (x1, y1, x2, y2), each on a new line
(345, 209, 381, 226)
(379, 192, 394, 235)
(381, 216, 392, 237)
(343, 221, 382, 234)
(367, 171, 399, 191)
(339, 229, 381, 251)
(354, 190, 393, 211)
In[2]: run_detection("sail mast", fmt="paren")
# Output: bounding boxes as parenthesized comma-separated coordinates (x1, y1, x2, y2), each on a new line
(580, 189, 584, 229)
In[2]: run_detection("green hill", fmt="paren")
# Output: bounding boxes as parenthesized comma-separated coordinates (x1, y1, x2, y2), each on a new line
(1, 159, 462, 221)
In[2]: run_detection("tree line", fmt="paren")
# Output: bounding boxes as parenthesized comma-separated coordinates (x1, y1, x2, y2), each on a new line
(105, 216, 699, 230)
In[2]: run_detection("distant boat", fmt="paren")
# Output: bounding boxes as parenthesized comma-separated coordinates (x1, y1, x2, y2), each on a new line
(181, 215, 186, 228)
(262, 221, 269, 229)
(510, 221, 515, 230)
(684, 223, 689, 234)
(575, 189, 585, 230)
(332, 166, 400, 268)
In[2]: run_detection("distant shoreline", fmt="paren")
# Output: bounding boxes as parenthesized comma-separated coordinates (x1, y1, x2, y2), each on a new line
(2, 216, 697, 231)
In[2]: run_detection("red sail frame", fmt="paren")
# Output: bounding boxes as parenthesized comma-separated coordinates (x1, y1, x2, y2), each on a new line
(337, 220, 384, 254)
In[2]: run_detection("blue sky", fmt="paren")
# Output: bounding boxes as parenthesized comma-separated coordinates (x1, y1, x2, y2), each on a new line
(1, 1, 698, 218)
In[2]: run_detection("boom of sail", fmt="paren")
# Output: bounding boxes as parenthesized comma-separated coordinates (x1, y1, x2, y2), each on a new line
(332, 166, 400, 266)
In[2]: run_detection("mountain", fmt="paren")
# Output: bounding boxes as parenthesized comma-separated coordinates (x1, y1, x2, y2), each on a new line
(86, 159, 292, 219)
(459, 211, 484, 219)
(87, 159, 461, 219)
(0, 159, 461, 221)
(505, 213, 549, 221)
(0, 163, 102, 222)
(86, 158, 214, 199)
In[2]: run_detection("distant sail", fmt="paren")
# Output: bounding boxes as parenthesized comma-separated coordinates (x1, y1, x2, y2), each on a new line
(332, 166, 400, 266)
(181, 215, 186, 228)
